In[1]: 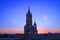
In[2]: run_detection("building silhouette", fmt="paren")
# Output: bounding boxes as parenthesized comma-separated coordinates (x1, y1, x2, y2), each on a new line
(24, 7, 38, 34)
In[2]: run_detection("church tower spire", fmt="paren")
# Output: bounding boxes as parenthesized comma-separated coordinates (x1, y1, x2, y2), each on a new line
(26, 6, 32, 26)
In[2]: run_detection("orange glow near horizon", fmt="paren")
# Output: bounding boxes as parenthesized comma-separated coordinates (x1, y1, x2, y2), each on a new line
(0, 29, 47, 34)
(0, 28, 60, 34)
(0, 29, 24, 34)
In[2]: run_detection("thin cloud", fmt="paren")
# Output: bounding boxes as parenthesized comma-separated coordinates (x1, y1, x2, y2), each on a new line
(41, 15, 48, 21)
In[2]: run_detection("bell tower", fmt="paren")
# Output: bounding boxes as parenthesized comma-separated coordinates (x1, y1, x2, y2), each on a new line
(26, 7, 32, 26)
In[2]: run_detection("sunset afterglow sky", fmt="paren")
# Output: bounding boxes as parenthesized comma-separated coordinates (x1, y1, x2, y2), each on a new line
(0, 0, 60, 34)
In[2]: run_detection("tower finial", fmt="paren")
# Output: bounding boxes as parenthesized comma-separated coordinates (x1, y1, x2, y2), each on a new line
(28, 6, 31, 13)
(28, 6, 30, 11)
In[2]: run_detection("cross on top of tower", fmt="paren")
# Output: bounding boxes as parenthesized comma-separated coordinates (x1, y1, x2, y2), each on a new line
(28, 6, 30, 13)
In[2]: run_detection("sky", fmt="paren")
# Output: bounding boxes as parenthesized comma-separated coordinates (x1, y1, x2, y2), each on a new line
(0, 0, 60, 34)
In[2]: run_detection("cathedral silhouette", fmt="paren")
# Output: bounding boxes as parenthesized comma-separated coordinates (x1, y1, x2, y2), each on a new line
(21, 7, 39, 40)
(24, 7, 38, 34)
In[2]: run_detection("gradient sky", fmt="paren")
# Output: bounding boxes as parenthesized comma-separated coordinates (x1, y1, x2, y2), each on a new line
(0, 0, 60, 34)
